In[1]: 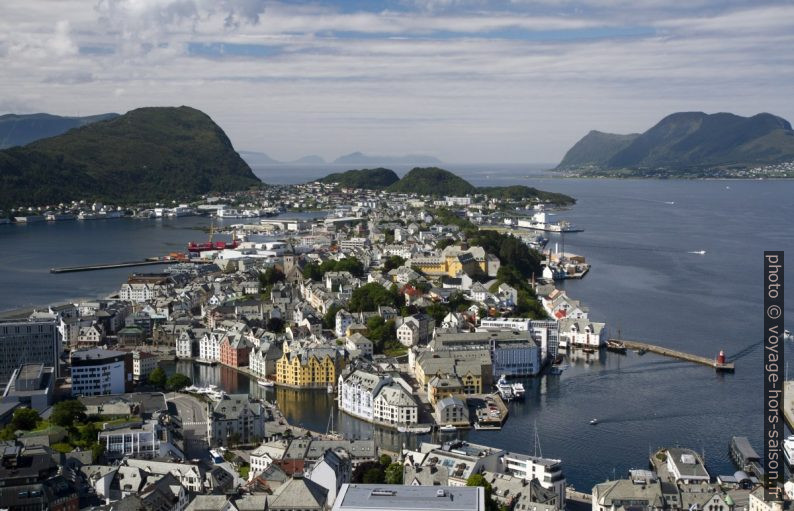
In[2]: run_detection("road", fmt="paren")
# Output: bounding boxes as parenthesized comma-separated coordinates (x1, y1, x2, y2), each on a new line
(168, 393, 210, 460)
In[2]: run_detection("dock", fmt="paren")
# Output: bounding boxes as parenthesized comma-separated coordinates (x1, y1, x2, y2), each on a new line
(50, 259, 172, 273)
(609, 339, 735, 372)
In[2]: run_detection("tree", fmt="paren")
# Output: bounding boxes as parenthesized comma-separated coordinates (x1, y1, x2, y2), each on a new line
(385, 462, 403, 484)
(167, 373, 192, 392)
(266, 317, 285, 333)
(467, 473, 498, 511)
(259, 267, 285, 287)
(323, 304, 343, 330)
(80, 423, 99, 445)
(51, 400, 87, 428)
(349, 283, 399, 312)
(11, 407, 39, 431)
(379, 454, 392, 467)
(148, 367, 167, 388)
(362, 467, 384, 484)
(383, 255, 406, 272)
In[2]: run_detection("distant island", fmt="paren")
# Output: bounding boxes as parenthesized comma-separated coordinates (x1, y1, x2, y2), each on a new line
(556, 111, 794, 177)
(332, 152, 442, 166)
(0, 106, 261, 209)
(318, 166, 575, 205)
(239, 151, 326, 166)
(0, 112, 119, 149)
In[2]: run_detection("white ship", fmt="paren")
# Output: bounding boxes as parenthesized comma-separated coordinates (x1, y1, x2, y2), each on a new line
(257, 379, 274, 388)
(784, 435, 794, 466)
(496, 375, 514, 401)
(511, 382, 526, 399)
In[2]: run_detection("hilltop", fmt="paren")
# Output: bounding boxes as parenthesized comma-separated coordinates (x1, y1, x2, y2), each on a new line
(386, 167, 475, 195)
(317, 168, 400, 189)
(0, 106, 260, 209)
(0, 112, 119, 149)
(556, 112, 794, 176)
(318, 166, 574, 204)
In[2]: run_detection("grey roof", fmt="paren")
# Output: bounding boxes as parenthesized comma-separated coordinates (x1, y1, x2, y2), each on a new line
(333, 484, 483, 510)
(185, 495, 232, 511)
(268, 475, 328, 509)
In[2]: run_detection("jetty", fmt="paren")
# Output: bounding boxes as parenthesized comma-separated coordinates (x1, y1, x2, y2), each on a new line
(50, 259, 172, 273)
(609, 339, 735, 372)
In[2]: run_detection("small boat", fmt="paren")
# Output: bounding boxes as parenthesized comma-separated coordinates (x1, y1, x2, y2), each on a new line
(439, 424, 457, 432)
(258, 379, 274, 388)
(606, 340, 627, 353)
(474, 423, 501, 431)
(589, 418, 599, 425)
(688, 250, 706, 255)
(511, 382, 526, 399)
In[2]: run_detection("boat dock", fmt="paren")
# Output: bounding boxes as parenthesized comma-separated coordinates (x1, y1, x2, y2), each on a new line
(609, 339, 735, 372)
(50, 259, 173, 273)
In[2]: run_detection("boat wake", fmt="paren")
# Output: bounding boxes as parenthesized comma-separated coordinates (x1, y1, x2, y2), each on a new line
(688, 250, 706, 255)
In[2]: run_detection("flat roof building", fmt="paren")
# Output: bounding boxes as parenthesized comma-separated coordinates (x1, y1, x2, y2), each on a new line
(332, 484, 485, 511)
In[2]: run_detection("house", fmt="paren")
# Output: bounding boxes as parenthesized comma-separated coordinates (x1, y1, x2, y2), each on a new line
(396, 321, 419, 347)
(220, 334, 252, 368)
(208, 394, 266, 447)
(434, 396, 468, 426)
(558, 318, 606, 349)
(132, 350, 158, 381)
(266, 474, 329, 511)
(308, 448, 352, 507)
(344, 333, 373, 358)
(335, 310, 354, 338)
(99, 418, 184, 460)
(275, 348, 343, 388)
(77, 324, 105, 347)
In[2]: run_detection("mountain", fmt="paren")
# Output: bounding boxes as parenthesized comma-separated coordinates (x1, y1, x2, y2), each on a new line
(557, 112, 794, 174)
(318, 166, 575, 204)
(0, 106, 261, 209)
(556, 130, 639, 169)
(290, 155, 325, 165)
(239, 152, 327, 165)
(239, 150, 281, 165)
(317, 168, 399, 189)
(386, 167, 475, 195)
(333, 152, 443, 166)
(0, 112, 119, 149)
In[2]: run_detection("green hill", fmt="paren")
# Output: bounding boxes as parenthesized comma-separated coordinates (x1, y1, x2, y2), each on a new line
(0, 112, 119, 149)
(557, 112, 794, 175)
(556, 130, 639, 169)
(0, 106, 261, 209)
(317, 168, 399, 189)
(386, 167, 476, 195)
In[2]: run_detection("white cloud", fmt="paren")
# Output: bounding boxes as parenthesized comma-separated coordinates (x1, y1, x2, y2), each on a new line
(0, 0, 790, 163)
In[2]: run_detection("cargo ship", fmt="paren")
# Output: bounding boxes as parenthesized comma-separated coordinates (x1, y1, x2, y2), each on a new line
(187, 224, 240, 253)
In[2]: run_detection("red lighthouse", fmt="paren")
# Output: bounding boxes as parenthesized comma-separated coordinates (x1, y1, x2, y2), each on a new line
(716, 350, 726, 365)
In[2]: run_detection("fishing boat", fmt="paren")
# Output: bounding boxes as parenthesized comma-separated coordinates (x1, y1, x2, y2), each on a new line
(257, 379, 274, 388)
(439, 424, 457, 432)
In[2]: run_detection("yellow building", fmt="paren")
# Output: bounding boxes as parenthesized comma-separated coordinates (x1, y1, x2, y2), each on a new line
(410, 245, 488, 278)
(275, 348, 343, 388)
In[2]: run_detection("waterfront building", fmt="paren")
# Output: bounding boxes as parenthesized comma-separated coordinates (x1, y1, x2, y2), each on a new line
(501, 452, 566, 504)
(219, 334, 252, 367)
(119, 274, 173, 303)
(1, 364, 55, 412)
(99, 418, 184, 460)
(557, 318, 606, 349)
(337, 370, 419, 425)
(275, 347, 342, 388)
(434, 396, 469, 426)
(176, 329, 200, 359)
(208, 393, 265, 447)
(199, 330, 224, 363)
(665, 448, 710, 484)
(373, 381, 418, 425)
(0, 318, 61, 382)
(432, 330, 541, 377)
(70, 348, 132, 396)
(332, 484, 485, 511)
(250, 341, 283, 378)
(132, 350, 158, 381)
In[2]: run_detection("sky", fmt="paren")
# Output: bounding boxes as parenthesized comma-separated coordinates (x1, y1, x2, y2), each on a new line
(1, 1, 793, 164)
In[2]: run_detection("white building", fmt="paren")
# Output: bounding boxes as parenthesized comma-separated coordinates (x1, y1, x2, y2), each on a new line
(176, 330, 196, 359)
(397, 322, 420, 347)
(335, 310, 354, 338)
(345, 333, 374, 358)
(308, 448, 352, 507)
(558, 318, 606, 348)
(132, 350, 158, 381)
(124, 458, 206, 493)
(199, 331, 223, 363)
(338, 370, 419, 425)
(71, 349, 131, 396)
(99, 418, 184, 460)
(501, 452, 566, 504)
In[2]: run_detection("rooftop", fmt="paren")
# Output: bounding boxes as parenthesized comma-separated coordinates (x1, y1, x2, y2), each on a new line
(333, 484, 484, 511)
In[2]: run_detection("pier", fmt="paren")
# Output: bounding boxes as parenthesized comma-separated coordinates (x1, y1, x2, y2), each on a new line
(609, 339, 735, 372)
(50, 259, 172, 273)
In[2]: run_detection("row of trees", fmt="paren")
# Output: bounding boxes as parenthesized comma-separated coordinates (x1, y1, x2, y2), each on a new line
(352, 454, 403, 485)
(303, 257, 365, 281)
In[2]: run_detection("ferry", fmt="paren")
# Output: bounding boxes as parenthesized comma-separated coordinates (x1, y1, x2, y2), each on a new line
(257, 379, 274, 388)
(784, 436, 794, 466)
(439, 424, 457, 432)
(496, 375, 514, 401)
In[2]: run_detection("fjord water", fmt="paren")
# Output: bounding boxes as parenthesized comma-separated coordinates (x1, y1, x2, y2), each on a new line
(3, 165, 793, 490)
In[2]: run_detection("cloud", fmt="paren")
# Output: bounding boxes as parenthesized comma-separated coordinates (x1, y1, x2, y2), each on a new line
(0, 0, 790, 163)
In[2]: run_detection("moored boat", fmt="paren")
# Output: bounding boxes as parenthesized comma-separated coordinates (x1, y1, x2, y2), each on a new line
(258, 379, 274, 388)
(439, 424, 457, 432)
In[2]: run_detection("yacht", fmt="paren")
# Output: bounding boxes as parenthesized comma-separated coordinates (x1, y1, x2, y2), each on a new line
(511, 382, 526, 399)
(257, 379, 274, 388)
(784, 435, 794, 466)
(496, 375, 514, 401)
(439, 424, 457, 432)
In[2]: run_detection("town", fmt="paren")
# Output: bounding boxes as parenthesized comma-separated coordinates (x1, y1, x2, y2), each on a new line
(0, 181, 775, 511)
